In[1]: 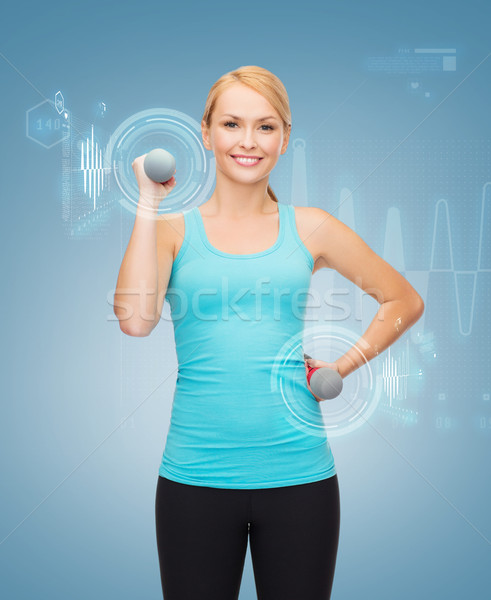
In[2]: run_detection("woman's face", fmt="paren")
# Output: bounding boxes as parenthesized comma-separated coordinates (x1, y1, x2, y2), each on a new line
(202, 82, 290, 186)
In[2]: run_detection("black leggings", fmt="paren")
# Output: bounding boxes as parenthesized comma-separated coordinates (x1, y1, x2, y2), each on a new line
(155, 474, 340, 600)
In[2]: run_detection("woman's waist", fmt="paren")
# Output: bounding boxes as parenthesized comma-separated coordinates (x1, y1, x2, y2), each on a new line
(175, 358, 305, 389)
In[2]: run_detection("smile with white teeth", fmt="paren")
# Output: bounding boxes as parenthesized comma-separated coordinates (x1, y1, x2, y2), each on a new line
(232, 156, 262, 166)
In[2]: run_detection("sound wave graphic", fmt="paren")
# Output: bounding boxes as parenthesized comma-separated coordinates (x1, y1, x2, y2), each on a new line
(80, 124, 105, 209)
(429, 182, 491, 335)
(344, 180, 490, 338)
(382, 345, 409, 404)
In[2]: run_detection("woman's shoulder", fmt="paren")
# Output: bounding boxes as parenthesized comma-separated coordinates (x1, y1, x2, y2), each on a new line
(289, 205, 332, 229)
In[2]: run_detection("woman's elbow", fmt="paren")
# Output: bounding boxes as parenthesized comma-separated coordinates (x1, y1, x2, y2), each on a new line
(410, 293, 425, 320)
(118, 320, 153, 337)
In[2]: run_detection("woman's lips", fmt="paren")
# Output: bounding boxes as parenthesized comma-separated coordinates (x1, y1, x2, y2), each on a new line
(230, 155, 263, 166)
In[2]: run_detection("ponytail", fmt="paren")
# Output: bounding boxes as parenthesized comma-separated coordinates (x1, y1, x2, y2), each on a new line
(267, 184, 279, 203)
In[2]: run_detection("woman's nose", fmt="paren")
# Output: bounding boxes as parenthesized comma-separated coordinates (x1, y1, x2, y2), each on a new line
(240, 129, 257, 148)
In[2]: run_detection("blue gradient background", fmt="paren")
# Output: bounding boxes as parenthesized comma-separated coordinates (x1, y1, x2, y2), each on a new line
(1, 1, 490, 598)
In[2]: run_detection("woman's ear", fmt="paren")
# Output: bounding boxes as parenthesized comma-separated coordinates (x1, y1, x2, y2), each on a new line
(280, 124, 291, 155)
(201, 120, 211, 151)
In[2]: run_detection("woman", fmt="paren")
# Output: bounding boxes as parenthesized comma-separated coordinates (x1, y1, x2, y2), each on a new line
(114, 65, 424, 599)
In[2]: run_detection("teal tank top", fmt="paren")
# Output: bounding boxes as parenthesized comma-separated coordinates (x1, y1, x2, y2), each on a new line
(159, 202, 336, 489)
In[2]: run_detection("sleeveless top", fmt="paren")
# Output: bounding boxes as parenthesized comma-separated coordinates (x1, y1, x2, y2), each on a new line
(158, 202, 336, 489)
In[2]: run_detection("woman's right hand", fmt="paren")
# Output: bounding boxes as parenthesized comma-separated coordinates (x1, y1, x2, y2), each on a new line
(132, 154, 177, 209)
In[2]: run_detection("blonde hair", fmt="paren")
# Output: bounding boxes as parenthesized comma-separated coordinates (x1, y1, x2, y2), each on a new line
(202, 65, 292, 203)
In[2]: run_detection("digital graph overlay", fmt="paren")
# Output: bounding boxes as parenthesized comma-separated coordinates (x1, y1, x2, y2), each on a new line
(61, 112, 113, 239)
(80, 124, 106, 209)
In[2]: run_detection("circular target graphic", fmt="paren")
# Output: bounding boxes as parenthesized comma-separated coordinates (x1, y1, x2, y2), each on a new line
(271, 324, 382, 437)
(105, 108, 215, 213)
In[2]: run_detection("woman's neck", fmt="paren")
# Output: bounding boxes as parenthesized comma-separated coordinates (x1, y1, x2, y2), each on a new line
(203, 176, 276, 218)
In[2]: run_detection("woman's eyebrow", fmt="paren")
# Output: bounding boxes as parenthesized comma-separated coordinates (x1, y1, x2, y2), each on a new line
(221, 113, 279, 122)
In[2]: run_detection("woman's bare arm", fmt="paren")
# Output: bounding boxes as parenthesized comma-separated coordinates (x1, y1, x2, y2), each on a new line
(307, 208, 425, 378)
(113, 155, 177, 337)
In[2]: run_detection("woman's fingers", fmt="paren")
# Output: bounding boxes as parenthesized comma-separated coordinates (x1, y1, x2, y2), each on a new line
(305, 358, 340, 373)
(305, 358, 327, 402)
(304, 357, 342, 401)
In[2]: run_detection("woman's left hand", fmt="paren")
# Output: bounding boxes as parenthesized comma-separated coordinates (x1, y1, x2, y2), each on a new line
(304, 358, 341, 403)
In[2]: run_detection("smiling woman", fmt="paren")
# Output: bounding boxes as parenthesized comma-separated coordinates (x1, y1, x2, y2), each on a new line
(148, 65, 346, 600)
(112, 64, 424, 600)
